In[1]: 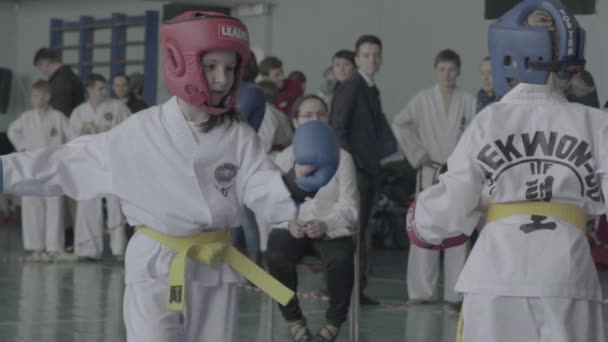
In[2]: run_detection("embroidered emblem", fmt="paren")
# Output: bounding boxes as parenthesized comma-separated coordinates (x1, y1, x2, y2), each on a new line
(214, 163, 238, 197)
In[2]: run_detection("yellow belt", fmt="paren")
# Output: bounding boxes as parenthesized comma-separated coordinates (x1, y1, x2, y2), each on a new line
(456, 201, 586, 342)
(486, 201, 587, 232)
(136, 226, 294, 311)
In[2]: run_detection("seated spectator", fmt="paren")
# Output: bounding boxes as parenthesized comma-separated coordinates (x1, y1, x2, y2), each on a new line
(266, 95, 358, 342)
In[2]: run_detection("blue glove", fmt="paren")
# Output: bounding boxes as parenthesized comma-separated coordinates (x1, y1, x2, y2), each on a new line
(292, 120, 340, 192)
(237, 82, 266, 131)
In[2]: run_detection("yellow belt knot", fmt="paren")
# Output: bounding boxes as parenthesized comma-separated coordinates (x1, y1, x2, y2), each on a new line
(135, 226, 295, 311)
(194, 242, 228, 266)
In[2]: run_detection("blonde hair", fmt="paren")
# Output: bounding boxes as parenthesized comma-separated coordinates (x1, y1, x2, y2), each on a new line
(31, 79, 50, 93)
(567, 71, 596, 98)
(546, 72, 567, 93)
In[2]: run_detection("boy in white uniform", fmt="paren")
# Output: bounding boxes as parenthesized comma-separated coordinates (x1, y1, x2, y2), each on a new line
(392, 49, 476, 310)
(7, 80, 74, 261)
(0, 12, 339, 342)
(69, 73, 131, 260)
(406, 1, 606, 341)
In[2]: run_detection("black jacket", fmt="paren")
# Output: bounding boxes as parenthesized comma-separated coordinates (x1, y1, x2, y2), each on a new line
(49, 66, 84, 116)
(330, 72, 386, 175)
(125, 93, 149, 114)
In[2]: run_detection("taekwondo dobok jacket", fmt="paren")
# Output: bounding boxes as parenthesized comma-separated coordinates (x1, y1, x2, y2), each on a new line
(413, 84, 608, 301)
(393, 85, 476, 191)
(1, 96, 298, 286)
(8, 108, 74, 151)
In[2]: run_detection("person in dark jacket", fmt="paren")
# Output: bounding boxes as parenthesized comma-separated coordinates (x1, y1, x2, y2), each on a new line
(112, 73, 149, 114)
(33, 48, 84, 117)
(330, 34, 387, 306)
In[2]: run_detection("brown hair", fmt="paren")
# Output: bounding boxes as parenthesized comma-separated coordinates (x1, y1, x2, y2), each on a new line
(243, 50, 259, 82)
(111, 73, 129, 83)
(434, 49, 461, 70)
(355, 35, 382, 55)
(333, 49, 356, 65)
(87, 73, 107, 88)
(287, 70, 306, 84)
(33, 48, 60, 65)
(290, 94, 328, 119)
(194, 109, 240, 133)
(259, 56, 283, 76)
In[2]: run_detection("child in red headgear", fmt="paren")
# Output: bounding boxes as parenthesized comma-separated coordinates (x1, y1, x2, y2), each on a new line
(0, 12, 339, 342)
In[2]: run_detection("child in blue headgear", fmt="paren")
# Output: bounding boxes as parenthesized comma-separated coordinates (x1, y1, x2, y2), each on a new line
(406, 1, 606, 341)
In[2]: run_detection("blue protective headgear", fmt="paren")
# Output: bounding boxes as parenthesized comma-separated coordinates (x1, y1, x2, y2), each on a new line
(488, 0, 586, 96)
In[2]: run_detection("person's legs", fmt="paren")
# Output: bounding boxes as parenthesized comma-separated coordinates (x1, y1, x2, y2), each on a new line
(463, 294, 606, 342)
(536, 297, 605, 342)
(64, 197, 77, 251)
(185, 283, 241, 342)
(406, 246, 439, 302)
(313, 237, 354, 340)
(106, 196, 126, 258)
(74, 198, 104, 259)
(21, 196, 45, 258)
(355, 169, 378, 304)
(124, 279, 186, 342)
(266, 229, 310, 321)
(266, 229, 315, 340)
(461, 293, 538, 342)
(44, 196, 65, 254)
(231, 227, 246, 252)
(241, 207, 261, 264)
(443, 243, 467, 304)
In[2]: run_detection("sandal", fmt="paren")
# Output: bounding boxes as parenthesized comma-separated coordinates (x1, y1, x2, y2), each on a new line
(316, 324, 339, 342)
(287, 319, 314, 341)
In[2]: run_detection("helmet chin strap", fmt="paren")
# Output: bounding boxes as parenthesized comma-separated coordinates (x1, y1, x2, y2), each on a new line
(527, 60, 586, 73)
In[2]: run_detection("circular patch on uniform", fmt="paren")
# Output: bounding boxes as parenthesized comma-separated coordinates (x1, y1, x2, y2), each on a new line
(50, 127, 58, 137)
(214, 163, 238, 184)
(214, 163, 239, 198)
(104, 112, 114, 121)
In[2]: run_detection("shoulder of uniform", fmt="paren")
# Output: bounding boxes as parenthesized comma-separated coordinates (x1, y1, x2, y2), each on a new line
(71, 102, 87, 113)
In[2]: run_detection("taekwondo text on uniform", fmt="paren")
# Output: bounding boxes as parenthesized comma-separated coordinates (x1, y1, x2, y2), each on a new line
(477, 131, 602, 202)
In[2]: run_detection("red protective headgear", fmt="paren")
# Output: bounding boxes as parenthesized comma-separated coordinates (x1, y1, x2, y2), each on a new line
(161, 11, 250, 115)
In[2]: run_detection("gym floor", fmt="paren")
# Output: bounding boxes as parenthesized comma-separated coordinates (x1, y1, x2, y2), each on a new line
(0, 224, 606, 342)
